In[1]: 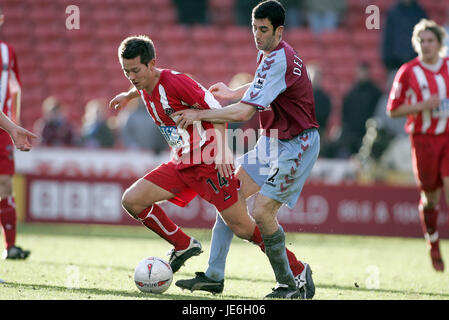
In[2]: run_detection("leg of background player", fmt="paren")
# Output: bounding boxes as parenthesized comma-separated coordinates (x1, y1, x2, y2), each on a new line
(0, 174, 30, 260)
(419, 189, 444, 271)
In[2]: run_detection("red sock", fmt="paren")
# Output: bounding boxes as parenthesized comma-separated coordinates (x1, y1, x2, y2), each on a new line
(250, 226, 304, 276)
(0, 196, 17, 249)
(419, 203, 439, 244)
(137, 204, 191, 251)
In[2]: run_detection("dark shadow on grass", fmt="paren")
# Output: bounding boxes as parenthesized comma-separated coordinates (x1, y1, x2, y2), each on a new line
(1, 281, 222, 300)
(21, 261, 267, 299)
(7, 276, 446, 300)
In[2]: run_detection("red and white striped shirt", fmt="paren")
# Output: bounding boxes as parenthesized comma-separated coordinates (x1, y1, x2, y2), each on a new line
(0, 40, 21, 135)
(138, 69, 222, 168)
(387, 57, 449, 135)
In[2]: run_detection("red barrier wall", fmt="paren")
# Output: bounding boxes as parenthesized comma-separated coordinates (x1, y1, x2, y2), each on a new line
(25, 174, 449, 238)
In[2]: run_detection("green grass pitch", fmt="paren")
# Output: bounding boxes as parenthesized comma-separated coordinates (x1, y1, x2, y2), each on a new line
(1, 223, 448, 300)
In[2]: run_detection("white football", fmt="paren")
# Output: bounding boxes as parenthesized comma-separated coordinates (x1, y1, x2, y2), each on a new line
(134, 257, 173, 294)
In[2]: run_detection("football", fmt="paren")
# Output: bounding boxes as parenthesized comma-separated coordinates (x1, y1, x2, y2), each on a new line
(134, 257, 173, 294)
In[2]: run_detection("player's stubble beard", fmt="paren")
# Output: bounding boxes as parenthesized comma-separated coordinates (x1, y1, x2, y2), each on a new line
(256, 33, 280, 54)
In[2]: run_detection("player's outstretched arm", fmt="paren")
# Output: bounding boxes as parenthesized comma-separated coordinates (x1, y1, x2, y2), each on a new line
(109, 87, 140, 110)
(0, 111, 38, 151)
(209, 82, 251, 101)
(173, 102, 256, 129)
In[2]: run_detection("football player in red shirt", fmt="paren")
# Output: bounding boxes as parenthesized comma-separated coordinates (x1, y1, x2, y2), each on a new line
(0, 7, 33, 260)
(387, 19, 449, 272)
(110, 35, 308, 297)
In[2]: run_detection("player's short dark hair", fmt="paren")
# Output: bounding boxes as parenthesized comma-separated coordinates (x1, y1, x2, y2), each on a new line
(252, 0, 285, 32)
(118, 35, 156, 65)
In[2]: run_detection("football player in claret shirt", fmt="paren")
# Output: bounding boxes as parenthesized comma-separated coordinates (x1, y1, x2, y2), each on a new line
(0, 6, 32, 260)
(174, 0, 318, 298)
(109, 35, 309, 296)
(387, 19, 449, 272)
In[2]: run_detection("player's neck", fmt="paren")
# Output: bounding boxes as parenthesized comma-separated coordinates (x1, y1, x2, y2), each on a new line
(144, 68, 161, 93)
(420, 55, 440, 66)
(263, 37, 282, 57)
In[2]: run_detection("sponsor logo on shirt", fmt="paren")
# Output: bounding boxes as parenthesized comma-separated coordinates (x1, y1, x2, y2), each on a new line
(254, 77, 265, 90)
(164, 108, 174, 116)
(249, 55, 276, 97)
(159, 126, 183, 148)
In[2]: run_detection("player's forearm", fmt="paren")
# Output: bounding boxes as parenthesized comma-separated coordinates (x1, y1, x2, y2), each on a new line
(126, 87, 140, 100)
(388, 101, 430, 118)
(0, 111, 17, 133)
(197, 102, 255, 123)
(232, 83, 251, 100)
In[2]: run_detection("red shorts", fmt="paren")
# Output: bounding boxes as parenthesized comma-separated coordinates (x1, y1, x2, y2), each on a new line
(410, 133, 449, 191)
(0, 130, 14, 175)
(144, 161, 239, 212)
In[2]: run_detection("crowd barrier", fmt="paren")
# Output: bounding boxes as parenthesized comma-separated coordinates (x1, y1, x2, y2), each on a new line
(15, 147, 449, 238)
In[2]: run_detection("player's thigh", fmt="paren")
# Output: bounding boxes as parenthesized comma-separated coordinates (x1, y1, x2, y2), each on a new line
(259, 128, 320, 209)
(235, 138, 271, 200)
(218, 190, 255, 240)
(411, 135, 442, 191)
(0, 137, 14, 198)
(235, 165, 261, 200)
(122, 178, 175, 212)
(0, 174, 12, 198)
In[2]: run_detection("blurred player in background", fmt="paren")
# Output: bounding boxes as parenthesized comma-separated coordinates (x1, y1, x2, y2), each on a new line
(387, 19, 449, 272)
(110, 36, 311, 298)
(174, 0, 318, 298)
(0, 7, 32, 259)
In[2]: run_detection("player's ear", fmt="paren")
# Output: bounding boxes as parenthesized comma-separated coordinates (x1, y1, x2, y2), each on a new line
(276, 25, 284, 39)
(146, 59, 156, 71)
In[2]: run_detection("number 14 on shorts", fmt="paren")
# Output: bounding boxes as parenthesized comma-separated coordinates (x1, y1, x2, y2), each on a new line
(206, 172, 232, 201)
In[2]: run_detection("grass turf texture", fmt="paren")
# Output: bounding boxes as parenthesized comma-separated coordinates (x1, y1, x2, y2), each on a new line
(1, 223, 448, 300)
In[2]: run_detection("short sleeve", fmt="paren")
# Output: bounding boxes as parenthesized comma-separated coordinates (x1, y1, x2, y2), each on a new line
(241, 52, 287, 109)
(10, 47, 21, 86)
(170, 72, 221, 110)
(387, 64, 409, 112)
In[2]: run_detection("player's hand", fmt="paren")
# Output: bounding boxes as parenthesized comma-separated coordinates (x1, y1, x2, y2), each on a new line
(109, 92, 131, 110)
(9, 126, 38, 152)
(423, 95, 441, 111)
(172, 109, 200, 130)
(208, 82, 235, 100)
(214, 145, 235, 178)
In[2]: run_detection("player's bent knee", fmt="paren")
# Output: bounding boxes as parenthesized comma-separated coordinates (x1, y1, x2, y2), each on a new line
(420, 190, 440, 210)
(121, 189, 152, 219)
(0, 175, 12, 198)
(251, 209, 265, 225)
